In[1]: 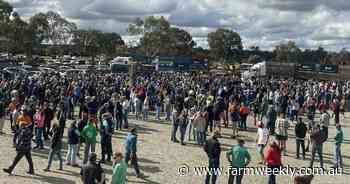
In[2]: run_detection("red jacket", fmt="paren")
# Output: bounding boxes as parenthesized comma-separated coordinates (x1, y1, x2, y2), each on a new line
(265, 146, 282, 166)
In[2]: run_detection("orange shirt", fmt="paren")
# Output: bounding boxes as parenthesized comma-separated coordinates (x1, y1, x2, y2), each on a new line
(240, 106, 249, 114)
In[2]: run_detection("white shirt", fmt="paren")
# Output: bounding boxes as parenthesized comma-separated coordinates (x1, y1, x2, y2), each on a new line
(257, 128, 269, 145)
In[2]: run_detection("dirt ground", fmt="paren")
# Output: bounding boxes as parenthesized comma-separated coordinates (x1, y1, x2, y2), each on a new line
(0, 112, 349, 184)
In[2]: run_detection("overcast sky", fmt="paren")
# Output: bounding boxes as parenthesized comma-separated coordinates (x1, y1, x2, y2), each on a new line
(7, 0, 350, 51)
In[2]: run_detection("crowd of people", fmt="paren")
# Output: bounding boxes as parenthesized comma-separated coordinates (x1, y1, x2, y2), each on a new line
(0, 70, 348, 184)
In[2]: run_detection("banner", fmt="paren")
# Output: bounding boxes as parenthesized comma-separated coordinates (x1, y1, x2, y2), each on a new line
(318, 64, 338, 73)
(296, 64, 315, 72)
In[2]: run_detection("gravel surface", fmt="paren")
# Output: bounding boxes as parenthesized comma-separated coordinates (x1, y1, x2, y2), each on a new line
(0, 113, 349, 184)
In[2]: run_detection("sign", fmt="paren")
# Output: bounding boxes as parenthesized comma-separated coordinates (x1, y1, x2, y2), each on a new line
(296, 64, 315, 72)
(319, 64, 338, 73)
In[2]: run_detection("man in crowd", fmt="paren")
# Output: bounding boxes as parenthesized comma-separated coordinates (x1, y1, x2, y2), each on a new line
(80, 153, 105, 184)
(227, 139, 251, 184)
(204, 130, 221, 184)
(3, 122, 34, 175)
(333, 124, 343, 169)
(81, 117, 98, 164)
(125, 127, 143, 178)
(309, 124, 327, 169)
(111, 152, 127, 184)
(295, 118, 307, 160)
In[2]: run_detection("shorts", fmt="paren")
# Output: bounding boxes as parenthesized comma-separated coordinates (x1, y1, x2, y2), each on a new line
(275, 135, 288, 141)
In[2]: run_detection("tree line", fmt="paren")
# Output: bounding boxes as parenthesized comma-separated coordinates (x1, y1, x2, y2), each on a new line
(0, 0, 350, 65)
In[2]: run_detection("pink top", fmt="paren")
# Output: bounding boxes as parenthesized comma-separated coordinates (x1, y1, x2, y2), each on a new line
(34, 112, 45, 128)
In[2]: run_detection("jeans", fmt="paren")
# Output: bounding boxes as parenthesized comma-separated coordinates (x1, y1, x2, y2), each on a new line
(296, 139, 305, 158)
(196, 131, 206, 146)
(310, 144, 323, 168)
(179, 120, 188, 144)
(125, 152, 140, 176)
(240, 114, 247, 130)
(83, 142, 96, 164)
(165, 105, 171, 120)
(205, 157, 220, 184)
(101, 136, 112, 161)
(268, 165, 280, 184)
(123, 112, 129, 129)
(12, 126, 19, 145)
(171, 117, 179, 142)
(155, 105, 161, 120)
(8, 151, 34, 173)
(115, 116, 123, 130)
(143, 108, 148, 121)
(66, 144, 78, 165)
(334, 144, 343, 168)
(44, 121, 52, 139)
(47, 149, 63, 170)
(187, 120, 196, 141)
(35, 127, 44, 148)
(228, 166, 244, 184)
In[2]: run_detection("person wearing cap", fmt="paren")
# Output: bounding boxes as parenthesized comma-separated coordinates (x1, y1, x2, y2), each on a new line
(111, 152, 127, 184)
(80, 153, 105, 184)
(125, 127, 142, 178)
(204, 130, 221, 184)
(227, 139, 251, 184)
(3, 123, 35, 175)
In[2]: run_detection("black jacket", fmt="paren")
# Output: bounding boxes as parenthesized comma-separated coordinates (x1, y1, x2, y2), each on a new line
(295, 122, 307, 139)
(16, 126, 33, 152)
(50, 127, 63, 150)
(204, 137, 221, 159)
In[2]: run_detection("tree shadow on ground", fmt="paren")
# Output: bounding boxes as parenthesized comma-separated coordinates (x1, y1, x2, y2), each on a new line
(138, 157, 161, 164)
(11, 173, 76, 184)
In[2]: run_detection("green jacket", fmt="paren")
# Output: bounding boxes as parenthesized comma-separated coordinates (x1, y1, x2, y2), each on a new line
(111, 161, 127, 184)
(335, 128, 343, 145)
(81, 122, 97, 144)
(227, 145, 251, 168)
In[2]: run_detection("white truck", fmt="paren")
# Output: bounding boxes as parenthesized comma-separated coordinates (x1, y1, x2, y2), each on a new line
(242, 61, 267, 80)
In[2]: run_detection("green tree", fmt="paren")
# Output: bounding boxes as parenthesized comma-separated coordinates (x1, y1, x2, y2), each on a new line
(273, 41, 301, 63)
(72, 29, 100, 64)
(6, 12, 25, 54)
(127, 16, 194, 57)
(0, 0, 12, 33)
(97, 32, 124, 57)
(207, 28, 243, 63)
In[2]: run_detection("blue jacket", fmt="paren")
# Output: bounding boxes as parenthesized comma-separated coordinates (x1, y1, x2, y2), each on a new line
(125, 133, 137, 154)
(68, 127, 80, 145)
